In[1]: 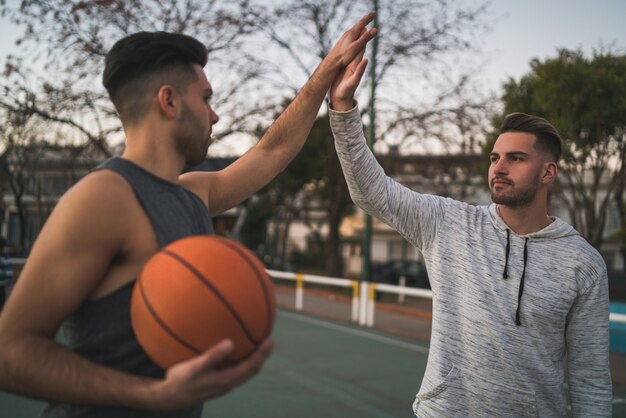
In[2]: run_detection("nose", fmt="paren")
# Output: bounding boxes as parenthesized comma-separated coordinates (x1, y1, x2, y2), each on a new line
(492, 158, 508, 174)
(210, 107, 219, 125)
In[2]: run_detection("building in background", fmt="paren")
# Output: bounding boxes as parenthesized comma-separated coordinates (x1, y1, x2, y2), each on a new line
(0, 144, 240, 255)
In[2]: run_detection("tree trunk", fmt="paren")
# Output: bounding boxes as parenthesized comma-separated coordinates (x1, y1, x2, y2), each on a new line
(324, 132, 349, 277)
(616, 160, 626, 271)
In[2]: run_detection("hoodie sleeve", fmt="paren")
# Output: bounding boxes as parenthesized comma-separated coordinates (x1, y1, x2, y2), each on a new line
(565, 264, 612, 417)
(329, 105, 445, 251)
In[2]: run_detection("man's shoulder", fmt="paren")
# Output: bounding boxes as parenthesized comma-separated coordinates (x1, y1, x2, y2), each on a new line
(72, 168, 133, 197)
(56, 169, 136, 221)
(556, 232, 608, 290)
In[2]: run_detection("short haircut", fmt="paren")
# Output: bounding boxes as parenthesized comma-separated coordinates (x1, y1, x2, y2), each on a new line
(500, 112, 563, 162)
(103, 32, 208, 125)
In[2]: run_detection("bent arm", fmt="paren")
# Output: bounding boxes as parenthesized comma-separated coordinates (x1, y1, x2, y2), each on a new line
(0, 173, 272, 410)
(0, 174, 156, 408)
(566, 273, 612, 417)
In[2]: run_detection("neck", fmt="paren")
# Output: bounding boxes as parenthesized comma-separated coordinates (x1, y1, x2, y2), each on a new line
(121, 124, 185, 183)
(497, 202, 552, 235)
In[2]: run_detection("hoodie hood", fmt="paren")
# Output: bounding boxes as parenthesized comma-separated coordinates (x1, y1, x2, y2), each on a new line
(488, 203, 578, 241)
(487, 204, 579, 325)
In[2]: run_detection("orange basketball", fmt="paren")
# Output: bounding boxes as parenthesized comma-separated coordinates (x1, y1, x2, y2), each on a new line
(130, 235, 275, 369)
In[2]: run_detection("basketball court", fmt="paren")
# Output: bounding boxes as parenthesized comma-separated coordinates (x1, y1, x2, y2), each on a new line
(1, 306, 625, 417)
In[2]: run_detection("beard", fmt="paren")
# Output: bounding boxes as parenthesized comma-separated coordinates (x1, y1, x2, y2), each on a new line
(490, 172, 541, 208)
(173, 104, 209, 166)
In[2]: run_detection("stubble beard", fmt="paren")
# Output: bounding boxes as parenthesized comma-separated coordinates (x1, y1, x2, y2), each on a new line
(490, 172, 541, 209)
(174, 104, 209, 166)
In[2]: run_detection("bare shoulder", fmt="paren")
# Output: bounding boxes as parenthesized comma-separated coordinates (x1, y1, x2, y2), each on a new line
(35, 169, 138, 259)
(66, 168, 135, 206)
(0, 169, 140, 335)
(179, 171, 212, 207)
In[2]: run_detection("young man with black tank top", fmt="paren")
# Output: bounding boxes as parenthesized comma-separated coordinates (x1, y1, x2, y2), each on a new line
(0, 13, 377, 418)
(328, 25, 612, 418)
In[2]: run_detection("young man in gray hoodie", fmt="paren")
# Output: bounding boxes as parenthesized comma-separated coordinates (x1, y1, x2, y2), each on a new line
(327, 42, 612, 417)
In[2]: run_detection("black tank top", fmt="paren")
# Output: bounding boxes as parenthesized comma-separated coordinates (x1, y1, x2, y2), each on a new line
(41, 157, 214, 418)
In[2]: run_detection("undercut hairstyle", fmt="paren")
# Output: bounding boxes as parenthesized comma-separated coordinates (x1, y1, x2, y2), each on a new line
(500, 112, 563, 162)
(103, 32, 208, 125)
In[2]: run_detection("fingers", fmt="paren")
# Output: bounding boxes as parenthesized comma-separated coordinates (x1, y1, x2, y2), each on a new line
(353, 26, 377, 51)
(183, 339, 234, 378)
(197, 339, 274, 395)
(351, 11, 377, 35)
(353, 58, 369, 83)
(341, 16, 377, 65)
(228, 340, 274, 384)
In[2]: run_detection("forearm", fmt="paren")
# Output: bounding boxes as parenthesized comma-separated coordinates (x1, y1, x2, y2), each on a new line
(329, 105, 390, 216)
(568, 350, 612, 417)
(566, 281, 612, 417)
(0, 332, 156, 410)
(257, 56, 340, 165)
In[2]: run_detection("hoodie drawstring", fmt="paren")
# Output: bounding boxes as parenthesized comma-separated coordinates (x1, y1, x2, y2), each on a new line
(502, 229, 510, 279)
(503, 229, 529, 326)
(515, 238, 529, 326)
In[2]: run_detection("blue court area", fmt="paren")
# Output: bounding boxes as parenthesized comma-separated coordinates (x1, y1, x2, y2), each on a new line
(1, 308, 625, 417)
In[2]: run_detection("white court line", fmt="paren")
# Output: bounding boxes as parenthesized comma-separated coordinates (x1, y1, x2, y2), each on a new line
(278, 309, 430, 354)
(278, 311, 626, 406)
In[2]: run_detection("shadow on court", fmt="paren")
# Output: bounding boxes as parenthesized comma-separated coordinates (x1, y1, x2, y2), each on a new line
(1, 293, 625, 417)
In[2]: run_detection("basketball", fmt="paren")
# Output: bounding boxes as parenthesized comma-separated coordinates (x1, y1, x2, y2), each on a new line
(130, 235, 275, 369)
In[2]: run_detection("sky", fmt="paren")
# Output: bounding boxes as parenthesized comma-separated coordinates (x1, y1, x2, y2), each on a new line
(479, 0, 625, 91)
(0, 0, 623, 90)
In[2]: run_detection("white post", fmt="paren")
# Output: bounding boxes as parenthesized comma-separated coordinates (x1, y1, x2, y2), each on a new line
(398, 276, 406, 304)
(359, 281, 368, 326)
(295, 274, 304, 311)
(351, 281, 359, 323)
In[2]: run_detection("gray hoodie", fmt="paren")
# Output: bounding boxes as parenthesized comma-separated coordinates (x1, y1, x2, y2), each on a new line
(330, 106, 612, 417)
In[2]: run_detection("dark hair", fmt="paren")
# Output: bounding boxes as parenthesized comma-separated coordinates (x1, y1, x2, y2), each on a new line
(103, 32, 208, 124)
(500, 112, 563, 162)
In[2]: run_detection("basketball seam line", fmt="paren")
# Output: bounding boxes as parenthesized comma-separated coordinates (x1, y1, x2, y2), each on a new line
(137, 275, 202, 358)
(162, 249, 260, 346)
(214, 237, 273, 337)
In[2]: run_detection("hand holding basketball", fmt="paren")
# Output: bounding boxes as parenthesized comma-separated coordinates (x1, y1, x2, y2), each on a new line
(147, 338, 274, 411)
(131, 235, 276, 369)
(131, 235, 276, 410)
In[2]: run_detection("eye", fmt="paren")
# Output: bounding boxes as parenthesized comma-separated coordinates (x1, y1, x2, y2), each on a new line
(489, 155, 498, 163)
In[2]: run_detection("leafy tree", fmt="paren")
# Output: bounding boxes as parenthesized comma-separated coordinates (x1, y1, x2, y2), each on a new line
(240, 113, 338, 273)
(495, 49, 626, 252)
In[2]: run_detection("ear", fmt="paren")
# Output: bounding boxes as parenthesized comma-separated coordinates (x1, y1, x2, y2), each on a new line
(155, 85, 181, 119)
(541, 161, 558, 185)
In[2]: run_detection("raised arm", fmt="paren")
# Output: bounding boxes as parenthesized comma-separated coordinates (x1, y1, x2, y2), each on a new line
(180, 12, 377, 217)
(328, 46, 446, 251)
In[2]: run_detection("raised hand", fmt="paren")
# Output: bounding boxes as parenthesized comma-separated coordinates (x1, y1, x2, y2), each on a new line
(328, 14, 376, 111)
(326, 11, 377, 71)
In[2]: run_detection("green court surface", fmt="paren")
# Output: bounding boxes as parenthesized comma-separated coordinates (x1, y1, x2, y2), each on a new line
(1, 309, 625, 417)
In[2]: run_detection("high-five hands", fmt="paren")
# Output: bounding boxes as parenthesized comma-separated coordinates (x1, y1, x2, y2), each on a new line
(330, 12, 377, 111)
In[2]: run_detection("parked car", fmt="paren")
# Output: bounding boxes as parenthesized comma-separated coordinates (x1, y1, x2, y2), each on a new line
(371, 260, 430, 289)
